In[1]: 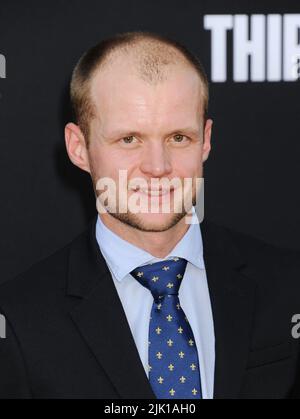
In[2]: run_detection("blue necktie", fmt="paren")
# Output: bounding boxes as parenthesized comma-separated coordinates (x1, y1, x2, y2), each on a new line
(131, 257, 202, 399)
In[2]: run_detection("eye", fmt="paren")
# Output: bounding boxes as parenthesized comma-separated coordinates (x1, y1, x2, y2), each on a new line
(171, 134, 189, 144)
(120, 135, 138, 145)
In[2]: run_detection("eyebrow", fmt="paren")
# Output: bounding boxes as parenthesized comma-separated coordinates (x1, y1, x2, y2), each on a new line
(168, 127, 202, 137)
(104, 127, 201, 140)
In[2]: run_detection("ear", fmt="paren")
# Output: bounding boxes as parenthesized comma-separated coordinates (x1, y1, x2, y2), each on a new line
(64, 122, 91, 173)
(202, 118, 213, 163)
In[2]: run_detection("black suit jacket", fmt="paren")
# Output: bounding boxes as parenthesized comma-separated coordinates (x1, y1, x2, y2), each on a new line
(0, 217, 300, 399)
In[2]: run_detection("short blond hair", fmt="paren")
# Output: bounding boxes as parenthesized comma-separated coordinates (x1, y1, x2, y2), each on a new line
(70, 31, 209, 145)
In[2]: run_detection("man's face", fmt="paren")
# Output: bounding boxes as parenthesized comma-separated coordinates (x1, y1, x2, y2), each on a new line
(78, 57, 212, 232)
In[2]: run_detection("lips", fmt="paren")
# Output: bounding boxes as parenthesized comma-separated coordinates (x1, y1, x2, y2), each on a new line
(131, 186, 174, 196)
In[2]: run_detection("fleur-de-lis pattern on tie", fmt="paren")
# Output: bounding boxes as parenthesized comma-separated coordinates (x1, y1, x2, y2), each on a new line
(131, 257, 202, 399)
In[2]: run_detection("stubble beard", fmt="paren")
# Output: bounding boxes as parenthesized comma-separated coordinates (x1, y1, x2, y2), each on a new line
(107, 209, 186, 232)
(103, 191, 197, 233)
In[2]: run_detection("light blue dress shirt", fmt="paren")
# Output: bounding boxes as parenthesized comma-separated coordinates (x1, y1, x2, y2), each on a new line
(95, 208, 215, 399)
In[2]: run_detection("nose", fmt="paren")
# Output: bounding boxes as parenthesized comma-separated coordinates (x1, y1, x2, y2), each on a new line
(139, 141, 172, 178)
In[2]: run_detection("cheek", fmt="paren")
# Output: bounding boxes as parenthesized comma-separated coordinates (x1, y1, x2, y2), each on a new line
(89, 147, 139, 181)
(173, 152, 202, 178)
(89, 153, 106, 178)
(89, 145, 115, 172)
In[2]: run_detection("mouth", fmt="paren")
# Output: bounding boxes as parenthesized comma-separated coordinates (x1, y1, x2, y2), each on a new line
(130, 186, 175, 197)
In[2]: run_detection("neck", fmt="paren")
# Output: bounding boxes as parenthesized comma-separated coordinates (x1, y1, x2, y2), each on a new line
(99, 213, 190, 258)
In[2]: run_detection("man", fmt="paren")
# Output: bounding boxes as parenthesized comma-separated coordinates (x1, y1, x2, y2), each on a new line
(0, 31, 300, 399)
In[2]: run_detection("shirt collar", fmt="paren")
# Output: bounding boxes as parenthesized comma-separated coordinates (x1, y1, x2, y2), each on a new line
(96, 207, 205, 282)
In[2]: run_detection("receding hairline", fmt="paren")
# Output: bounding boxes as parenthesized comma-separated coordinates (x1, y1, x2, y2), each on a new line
(70, 32, 209, 142)
(96, 38, 193, 81)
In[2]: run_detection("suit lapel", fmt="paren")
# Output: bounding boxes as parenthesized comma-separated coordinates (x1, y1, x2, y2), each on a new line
(201, 220, 256, 399)
(67, 216, 256, 399)
(67, 217, 155, 399)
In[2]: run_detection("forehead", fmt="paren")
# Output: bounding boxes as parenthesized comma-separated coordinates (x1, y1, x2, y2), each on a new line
(89, 58, 203, 134)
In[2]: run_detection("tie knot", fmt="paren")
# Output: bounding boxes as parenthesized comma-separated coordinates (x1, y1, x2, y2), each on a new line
(130, 257, 187, 301)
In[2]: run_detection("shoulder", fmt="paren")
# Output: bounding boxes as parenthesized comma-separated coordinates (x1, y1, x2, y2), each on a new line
(201, 219, 300, 326)
(202, 217, 300, 257)
(201, 218, 300, 278)
(0, 220, 94, 319)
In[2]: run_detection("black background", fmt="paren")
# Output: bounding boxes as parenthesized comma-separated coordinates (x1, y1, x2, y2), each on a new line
(0, 0, 299, 284)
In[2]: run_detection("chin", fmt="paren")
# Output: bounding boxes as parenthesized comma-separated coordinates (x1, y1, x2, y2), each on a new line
(110, 210, 186, 233)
